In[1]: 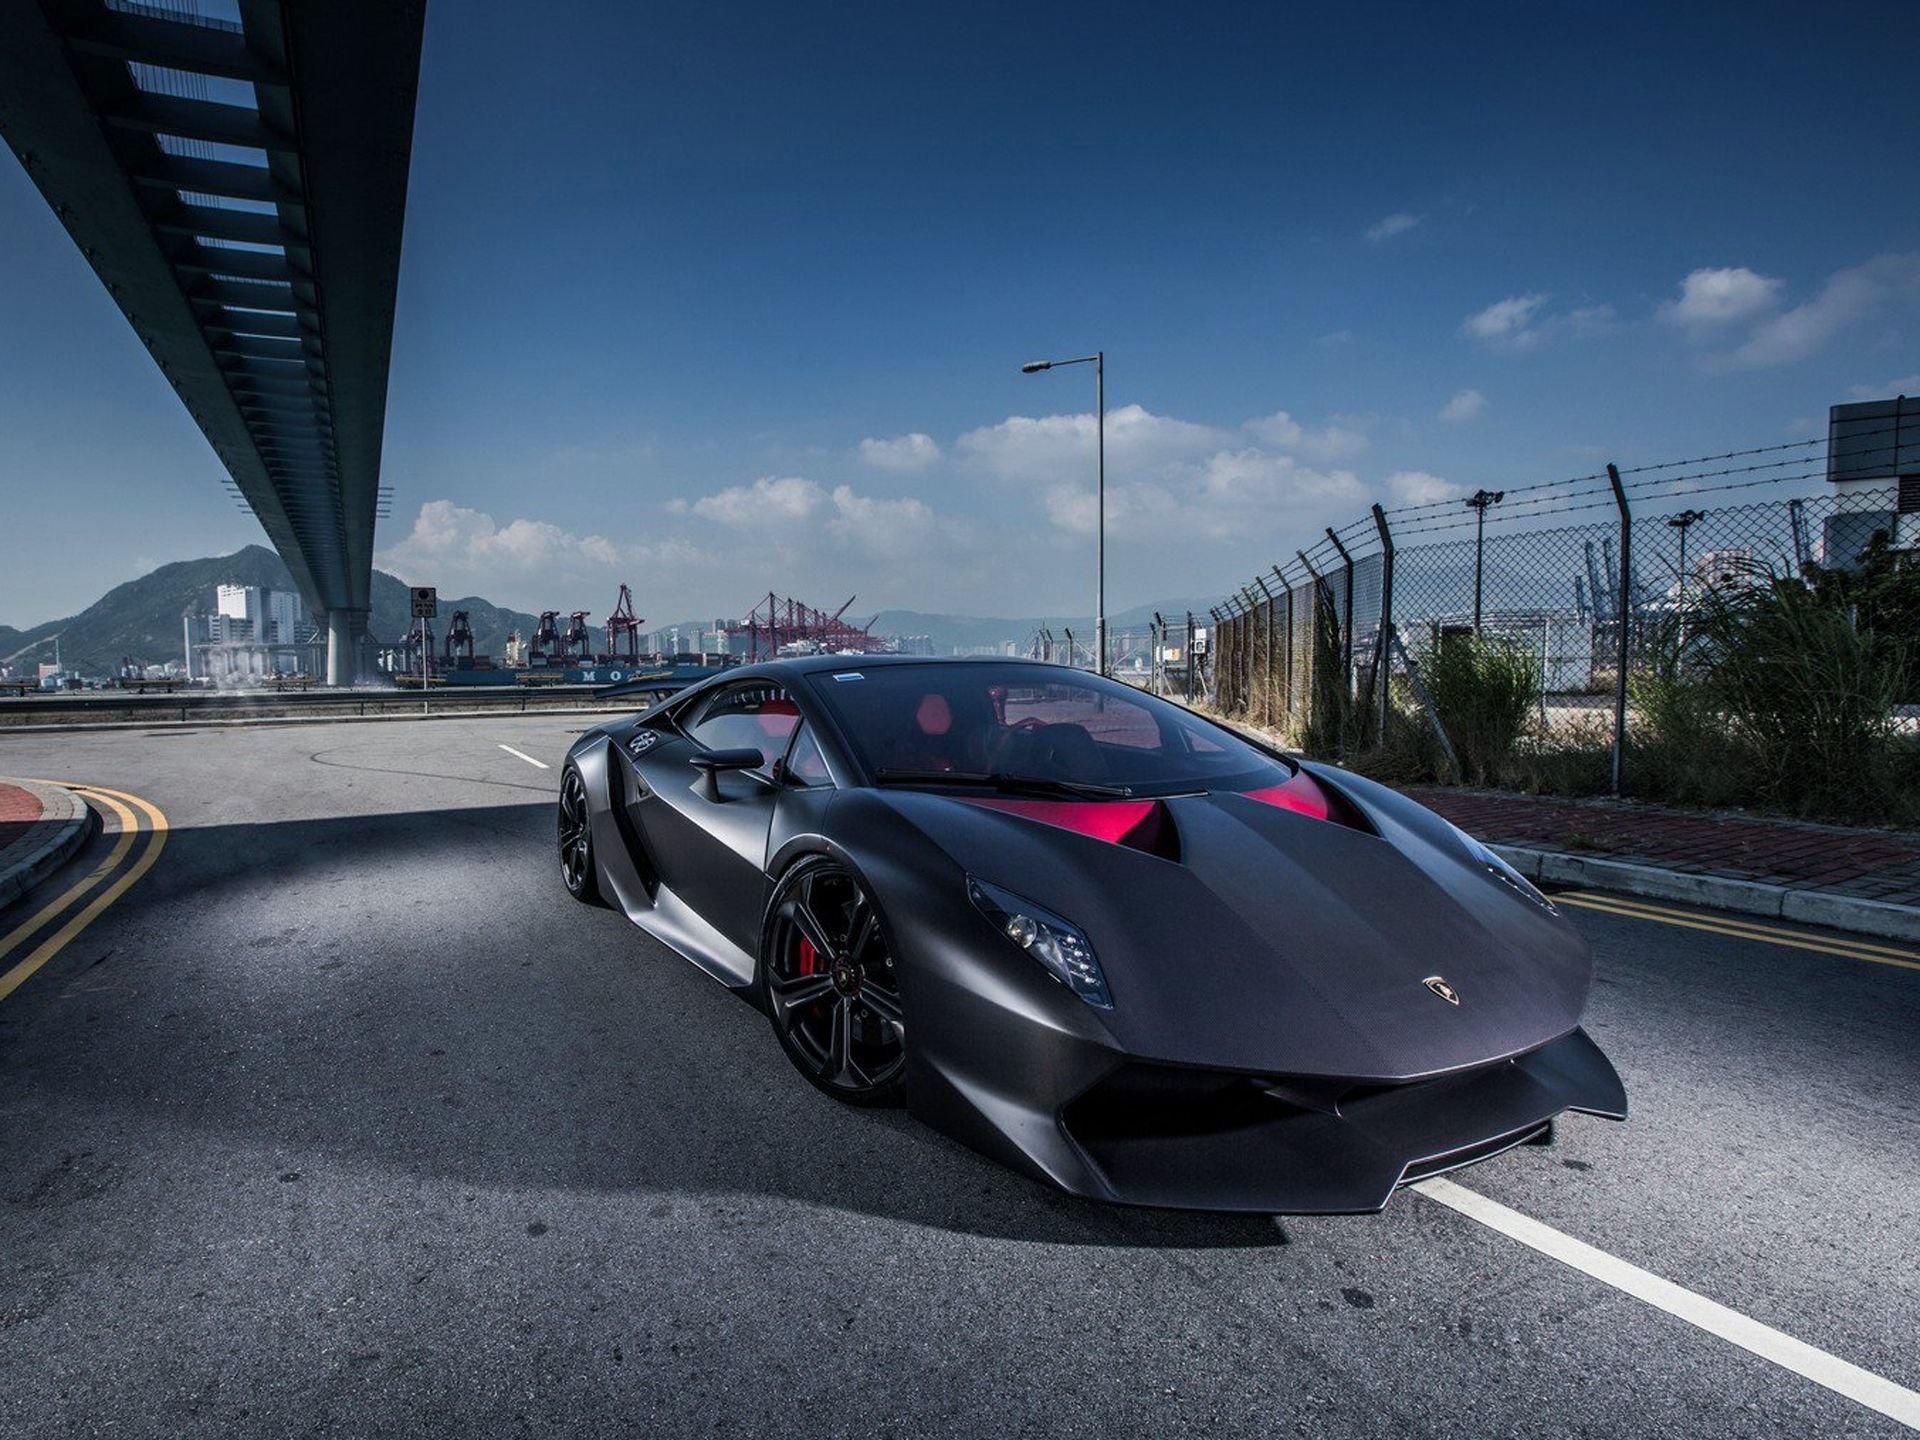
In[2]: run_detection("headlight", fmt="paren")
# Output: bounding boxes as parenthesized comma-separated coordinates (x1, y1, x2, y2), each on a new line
(1447, 822, 1556, 914)
(967, 877, 1113, 1009)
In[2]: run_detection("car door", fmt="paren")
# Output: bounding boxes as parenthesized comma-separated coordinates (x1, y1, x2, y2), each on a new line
(627, 680, 803, 958)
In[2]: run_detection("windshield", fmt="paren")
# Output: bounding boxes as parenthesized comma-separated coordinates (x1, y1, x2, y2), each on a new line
(805, 663, 1290, 798)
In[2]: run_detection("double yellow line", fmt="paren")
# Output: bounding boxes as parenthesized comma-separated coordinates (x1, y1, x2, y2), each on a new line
(0, 782, 169, 1004)
(1556, 890, 1920, 973)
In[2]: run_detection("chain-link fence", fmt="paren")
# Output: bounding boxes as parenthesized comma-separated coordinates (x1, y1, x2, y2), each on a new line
(1129, 418, 1918, 796)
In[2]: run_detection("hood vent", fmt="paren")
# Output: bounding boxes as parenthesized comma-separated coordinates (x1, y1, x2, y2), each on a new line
(1239, 771, 1372, 832)
(960, 797, 1182, 861)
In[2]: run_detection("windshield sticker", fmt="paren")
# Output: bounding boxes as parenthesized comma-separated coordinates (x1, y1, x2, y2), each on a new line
(832, 672, 865, 682)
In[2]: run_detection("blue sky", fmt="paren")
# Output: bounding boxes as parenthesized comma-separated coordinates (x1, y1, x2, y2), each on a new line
(3, 0, 1918, 627)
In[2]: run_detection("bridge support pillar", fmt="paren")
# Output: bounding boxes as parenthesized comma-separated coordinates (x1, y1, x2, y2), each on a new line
(326, 610, 365, 687)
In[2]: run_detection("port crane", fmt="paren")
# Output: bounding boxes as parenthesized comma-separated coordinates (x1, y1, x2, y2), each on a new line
(530, 611, 561, 664)
(442, 610, 474, 664)
(562, 611, 592, 661)
(604, 585, 643, 665)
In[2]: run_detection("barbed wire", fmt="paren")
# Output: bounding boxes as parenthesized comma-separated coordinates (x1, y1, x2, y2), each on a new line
(1229, 471, 1890, 595)
(1372, 420, 1910, 522)
(1613, 433, 1824, 474)
(1377, 466, 1841, 544)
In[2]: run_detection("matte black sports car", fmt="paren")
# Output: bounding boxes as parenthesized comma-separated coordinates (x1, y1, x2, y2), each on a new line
(559, 655, 1625, 1214)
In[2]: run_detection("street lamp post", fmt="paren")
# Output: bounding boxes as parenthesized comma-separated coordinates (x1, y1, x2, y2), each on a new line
(1022, 352, 1104, 674)
(1667, 509, 1707, 604)
(1463, 488, 1505, 631)
(1667, 508, 1708, 651)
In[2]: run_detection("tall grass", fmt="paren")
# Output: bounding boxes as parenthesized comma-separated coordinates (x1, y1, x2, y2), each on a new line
(1420, 632, 1542, 785)
(1312, 549, 1918, 825)
(1682, 575, 1910, 819)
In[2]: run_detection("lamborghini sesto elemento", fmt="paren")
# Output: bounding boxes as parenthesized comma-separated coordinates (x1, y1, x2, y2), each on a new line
(559, 655, 1625, 1214)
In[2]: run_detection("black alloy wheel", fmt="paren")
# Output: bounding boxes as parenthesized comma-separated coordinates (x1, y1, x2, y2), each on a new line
(558, 768, 600, 903)
(763, 858, 906, 1104)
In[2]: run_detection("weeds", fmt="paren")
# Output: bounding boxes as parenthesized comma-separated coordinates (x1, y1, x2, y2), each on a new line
(1419, 632, 1542, 785)
(1681, 574, 1910, 819)
(1211, 544, 1919, 827)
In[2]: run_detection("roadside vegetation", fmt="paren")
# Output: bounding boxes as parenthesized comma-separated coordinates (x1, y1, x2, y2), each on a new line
(1216, 545, 1920, 827)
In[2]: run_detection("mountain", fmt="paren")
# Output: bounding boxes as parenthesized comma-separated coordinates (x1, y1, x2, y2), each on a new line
(1, 546, 541, 677)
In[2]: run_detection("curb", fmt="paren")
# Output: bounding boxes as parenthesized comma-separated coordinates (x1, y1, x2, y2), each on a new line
(0, 780, 95, 912)
(1491, 844, 1920, 946)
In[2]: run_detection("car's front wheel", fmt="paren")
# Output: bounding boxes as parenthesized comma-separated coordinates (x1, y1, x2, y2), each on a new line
(763, 857, 906, 1105)
(558, 767, 601, 904)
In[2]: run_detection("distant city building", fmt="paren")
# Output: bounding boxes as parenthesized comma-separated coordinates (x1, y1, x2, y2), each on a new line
(186, 581, 321, 682)
(954, 642, 1017, 657)
(215, 583, 255, 624)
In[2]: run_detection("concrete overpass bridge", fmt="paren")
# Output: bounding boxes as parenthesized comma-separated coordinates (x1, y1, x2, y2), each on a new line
(0, 0, 426, 683)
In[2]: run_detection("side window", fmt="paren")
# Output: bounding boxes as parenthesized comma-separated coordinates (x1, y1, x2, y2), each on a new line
(685, 684, 800, 769)
(781, 722, 832, 787)
(779, 721, 833, 791)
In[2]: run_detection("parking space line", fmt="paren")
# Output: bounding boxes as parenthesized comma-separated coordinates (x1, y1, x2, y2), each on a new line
(1415, 1177, 1920, 1431)
(497, 744, 550, 769)
(1556, 892, 1920, 972)
(0, 784, 169, 1005)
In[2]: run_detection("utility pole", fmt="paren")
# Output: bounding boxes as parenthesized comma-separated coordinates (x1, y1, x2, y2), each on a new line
(1668, 509, 1707, 605)
(1464, 488, 1505, 631)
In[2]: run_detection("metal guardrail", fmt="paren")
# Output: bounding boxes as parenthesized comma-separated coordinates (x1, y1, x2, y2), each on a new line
(0, 685, 650, 728)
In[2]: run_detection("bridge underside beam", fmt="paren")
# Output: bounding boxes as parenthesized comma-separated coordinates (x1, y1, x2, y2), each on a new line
(0, 0, 425, 626)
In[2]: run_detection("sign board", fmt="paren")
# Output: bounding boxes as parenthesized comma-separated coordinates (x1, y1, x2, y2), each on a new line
(1192, 627, 1209, 653)
(410, 586, 438, 619)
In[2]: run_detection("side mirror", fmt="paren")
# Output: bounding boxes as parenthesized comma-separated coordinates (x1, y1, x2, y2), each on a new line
(689, 746, 762, 798)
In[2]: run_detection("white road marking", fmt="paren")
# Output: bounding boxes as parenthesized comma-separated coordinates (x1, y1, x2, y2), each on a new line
(1414, 1177, 1920, 1432)
(497, 744, 550, 770)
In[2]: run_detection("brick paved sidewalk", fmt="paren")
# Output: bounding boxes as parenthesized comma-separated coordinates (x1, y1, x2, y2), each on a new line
(0, 780, 43, 853)
(1408, 786, 1920, 909)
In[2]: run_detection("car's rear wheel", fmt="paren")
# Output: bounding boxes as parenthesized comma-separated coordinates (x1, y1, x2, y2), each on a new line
(558, 767, 601, 903)
(763, 858, 906, 1105)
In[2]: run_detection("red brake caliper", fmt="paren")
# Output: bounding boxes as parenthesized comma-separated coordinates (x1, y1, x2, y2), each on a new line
(797, 936, 817, 976)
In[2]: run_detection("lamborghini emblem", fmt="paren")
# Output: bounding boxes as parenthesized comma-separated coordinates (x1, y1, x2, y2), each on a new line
(1423, 975, 1461, 1006)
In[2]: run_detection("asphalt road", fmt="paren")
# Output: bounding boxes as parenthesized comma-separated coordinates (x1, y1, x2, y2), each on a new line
(0, 716, 1915, 1438)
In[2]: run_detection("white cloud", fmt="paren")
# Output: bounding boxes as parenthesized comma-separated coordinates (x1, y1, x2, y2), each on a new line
(1462, 294, 1548, 346)
(857, 432, 941, 473)
(1462, 294, 1614, 350)
(1660, 266, 1783, 328)
(1040, 450, 1363, 545)
(1200, 450, 1363, 507)
(1850, 373, 1920, 401)
(1438, 389, 1487, 424)
(827, 485, 938, 553)
(957, 404, 1230, 481)
(1722, 254, 1920, 369)
(378, 500, 625, 577)
(374, 500, 713, 609)
(1385, 470, 1460, 505)
(1244, 410, 1369, 460)
(958, 400, 1381, 550)
(686, 475, 824, 528)
(1315, 329, 1354, 346)
(1364, 212, 1422, 243)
